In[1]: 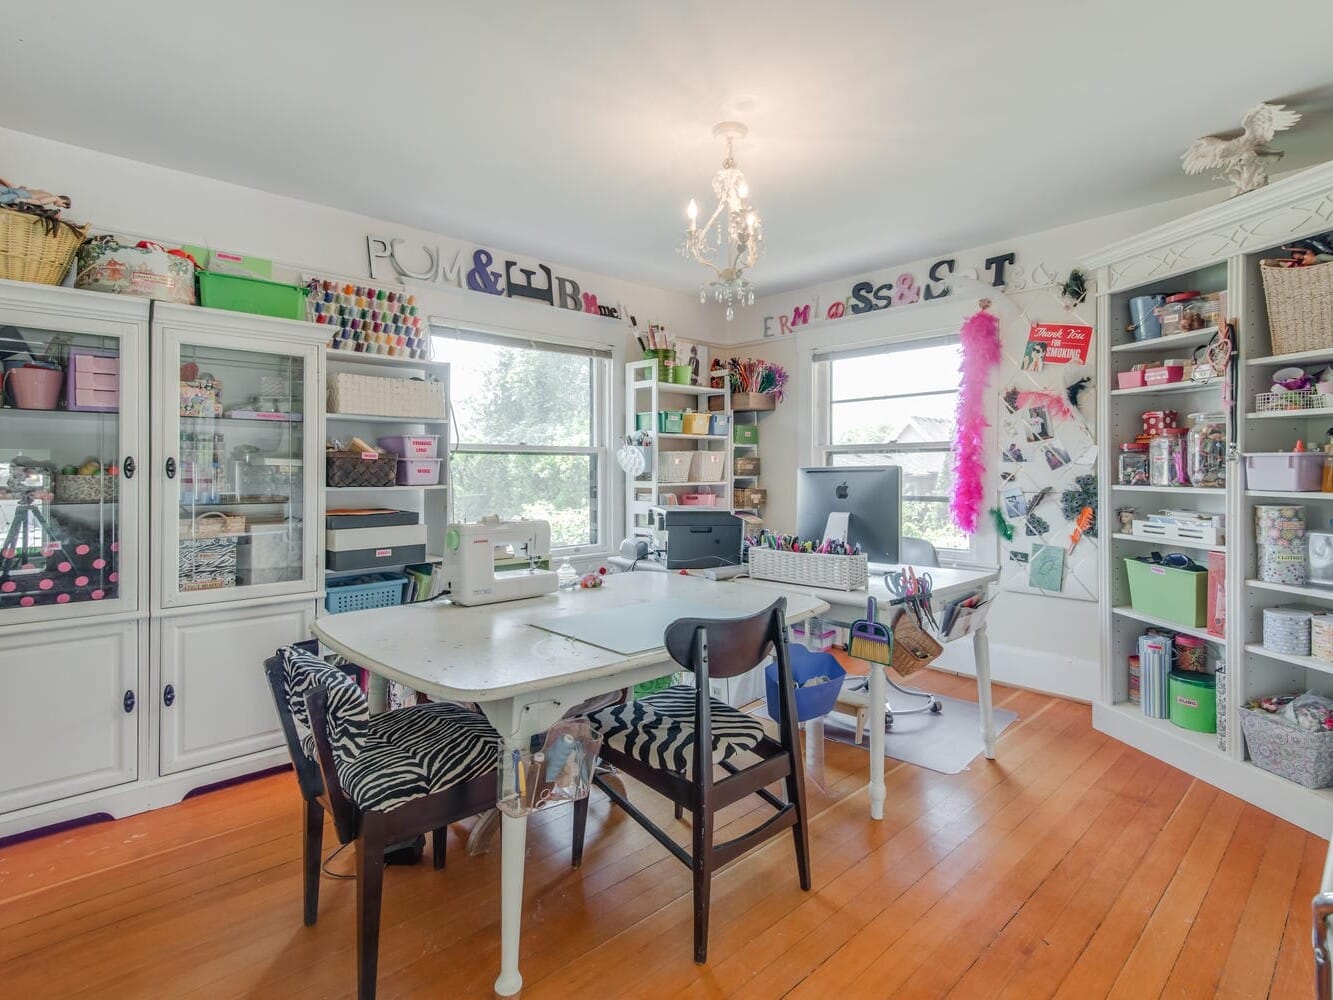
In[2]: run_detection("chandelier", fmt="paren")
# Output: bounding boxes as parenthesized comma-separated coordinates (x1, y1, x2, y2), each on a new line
(678, 121, 763, 320)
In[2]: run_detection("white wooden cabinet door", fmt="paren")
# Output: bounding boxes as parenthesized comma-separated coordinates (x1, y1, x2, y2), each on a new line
(158, 600, 315, 775)
(0, 620, 138, 814)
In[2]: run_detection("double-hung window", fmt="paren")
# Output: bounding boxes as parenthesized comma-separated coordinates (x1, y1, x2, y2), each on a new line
(433, 327, 611, 553)
(814, 336, 978, 562)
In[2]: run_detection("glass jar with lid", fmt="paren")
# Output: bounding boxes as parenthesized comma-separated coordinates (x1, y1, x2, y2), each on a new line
(1149, 427, 1191, 486)
(1186, 412, 1227, 488)
(1118, 442, 1150, 486)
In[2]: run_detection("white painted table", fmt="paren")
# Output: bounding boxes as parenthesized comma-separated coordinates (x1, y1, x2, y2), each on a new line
(747, 565, 1000, 822)
(312, 571, 828, 997)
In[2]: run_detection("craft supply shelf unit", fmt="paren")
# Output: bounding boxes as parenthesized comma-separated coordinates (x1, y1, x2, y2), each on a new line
(0, 281, 328, 839)
(624, 359, 731, 540)
(1087, 161, 1333, 836)
(323, 350, 450, 587)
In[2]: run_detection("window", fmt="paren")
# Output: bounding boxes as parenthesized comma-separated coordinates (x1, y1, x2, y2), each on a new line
(815, 337, 977, 560)
(433, 328, 611, 552)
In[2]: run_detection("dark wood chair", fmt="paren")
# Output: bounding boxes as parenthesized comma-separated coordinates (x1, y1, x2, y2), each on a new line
(577, 597, 811, 962)
(263, 643, 499, 999)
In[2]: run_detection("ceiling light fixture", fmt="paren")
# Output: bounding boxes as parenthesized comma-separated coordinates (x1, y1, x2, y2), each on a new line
(679, 121, 763, 320)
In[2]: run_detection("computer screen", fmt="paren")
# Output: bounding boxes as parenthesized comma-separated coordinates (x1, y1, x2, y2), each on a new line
(795, 465, 902, 565)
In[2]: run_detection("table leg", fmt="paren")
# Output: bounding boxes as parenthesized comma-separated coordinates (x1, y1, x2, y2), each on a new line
(974, 623, 996, 760)
(495, 807, 527, 997)
(868, 661, 887, 820)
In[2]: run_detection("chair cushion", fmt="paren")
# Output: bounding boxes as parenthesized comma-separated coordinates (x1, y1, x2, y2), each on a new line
(590, 684, 765, 779)
(279, 645, 369, 757)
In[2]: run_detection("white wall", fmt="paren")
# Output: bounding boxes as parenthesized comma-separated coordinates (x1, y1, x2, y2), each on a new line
(719, 192, 1228, 701)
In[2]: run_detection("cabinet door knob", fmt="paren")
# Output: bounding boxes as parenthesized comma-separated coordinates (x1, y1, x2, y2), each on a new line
(165, 457, 177, 479)
(123, 690, 136, 713)
(123, 456, 136, 480)
(163, 684, 175, 708)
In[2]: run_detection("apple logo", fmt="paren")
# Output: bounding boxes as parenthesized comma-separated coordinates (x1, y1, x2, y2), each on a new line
(835, 481, 849, 500)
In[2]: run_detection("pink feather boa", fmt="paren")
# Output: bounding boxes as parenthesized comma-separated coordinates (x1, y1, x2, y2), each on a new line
(951, 309, 1001, 534)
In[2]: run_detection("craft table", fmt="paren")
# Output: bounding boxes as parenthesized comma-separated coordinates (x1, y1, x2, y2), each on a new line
(746, 564, 1000, 821)
(312, 571, 828, 997)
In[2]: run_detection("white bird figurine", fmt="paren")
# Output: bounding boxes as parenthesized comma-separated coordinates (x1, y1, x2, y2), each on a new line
(1181, 103, 1302, 196)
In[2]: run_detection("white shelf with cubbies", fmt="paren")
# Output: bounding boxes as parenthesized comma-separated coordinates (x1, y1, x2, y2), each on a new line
(1087, 160, 1333, 836)
(322, 350, 450, 608)
(624, 359, 731, 541)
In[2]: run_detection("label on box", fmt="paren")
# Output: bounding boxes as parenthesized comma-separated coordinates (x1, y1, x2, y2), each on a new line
(360, 451, 378, 460)
(375, 548, 391, 557)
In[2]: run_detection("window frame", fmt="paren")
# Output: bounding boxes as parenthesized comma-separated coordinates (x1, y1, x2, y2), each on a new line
(433, 326, 613, 557)
(813, 334, 983, 565)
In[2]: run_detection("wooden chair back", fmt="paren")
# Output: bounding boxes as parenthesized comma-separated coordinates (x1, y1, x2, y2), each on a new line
(664, 597, 788, 681)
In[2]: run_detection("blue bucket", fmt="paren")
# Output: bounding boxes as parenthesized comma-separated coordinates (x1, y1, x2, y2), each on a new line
(765, 645, 847, 723)
(1129, 295, 1165, 341)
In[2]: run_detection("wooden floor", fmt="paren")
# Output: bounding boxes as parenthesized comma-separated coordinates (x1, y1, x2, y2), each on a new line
(0, 671, 1325, 999)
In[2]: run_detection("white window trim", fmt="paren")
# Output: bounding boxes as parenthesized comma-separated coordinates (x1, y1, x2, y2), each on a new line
(813, 341, 984, 566)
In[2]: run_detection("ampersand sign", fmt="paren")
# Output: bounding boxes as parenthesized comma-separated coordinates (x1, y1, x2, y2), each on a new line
(893, 273, 920, 305)
(467, 249, 504, 295)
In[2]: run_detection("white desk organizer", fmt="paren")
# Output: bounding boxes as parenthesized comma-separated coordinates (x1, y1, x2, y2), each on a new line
(497, 718, 601, 818)
(748, 549, 869, 591)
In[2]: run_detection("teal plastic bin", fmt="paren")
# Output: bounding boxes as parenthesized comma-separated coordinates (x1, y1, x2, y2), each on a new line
(198, 271, 310, 320)
(1123, 557, 1208, 627)
(657, 411, 685, 434)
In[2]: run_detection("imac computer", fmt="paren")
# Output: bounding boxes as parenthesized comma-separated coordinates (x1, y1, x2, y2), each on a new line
(795, 465, 902, 566)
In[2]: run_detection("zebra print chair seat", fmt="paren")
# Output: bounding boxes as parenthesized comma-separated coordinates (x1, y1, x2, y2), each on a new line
(589, 684, 765, 779)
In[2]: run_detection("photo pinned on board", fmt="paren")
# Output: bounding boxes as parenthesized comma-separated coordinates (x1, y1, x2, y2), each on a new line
(1043, 442, 1072, 471)
(1020, 340, 1047, 373)
(1009, 549, 1030, 564)
(999, 470, 1018, 484)
(1001, 487, 1028, 519)
(1024, 406, 1052, 443)
(1002, 443, 1026, 463)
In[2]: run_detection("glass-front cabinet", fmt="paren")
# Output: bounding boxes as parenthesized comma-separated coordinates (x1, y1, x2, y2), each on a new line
(152, 307, 323, 608)
(0, 285, 147, 626)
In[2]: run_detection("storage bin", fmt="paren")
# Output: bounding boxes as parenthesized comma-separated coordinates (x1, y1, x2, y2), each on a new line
(709, 413, 728, 436)
(327, 372, 445, 418)
(325, 572, 409, 614)
(727, 392, 776, 412)
(75, 236, 195, 303)
(635, 412, 653, 432)
(198, 271, 309, 320)
(657, 411, 685, 434)
(1144, 365, 1185, 386)
(733, 423, 759, 445)
(0, 208, 86, 285)
(765, 647, 847, 723)
(1258, 543, 1307, 586)
(735, 455, 760, 477)
(657, 450, 692, 483)
(1169, 670, 1216, 733)
(180, 378, 222, 417)
(689, 450, 725, 483)
(395, 458, 442, 485)
(326, 450, 397, 488)
(1245, 452, 1325, 491)
(238, 519, 301, 585)
(377, 434, 439, 459)
(1116, 370, 1146, 390)
(54, 474, 117, 504)
(66, 349, 119, 412)
(1240, 705, 1333, 788)
(326, 523, 427, 571)
(679, 493, 717, 507)
(748, 549, 869, 591)
(1261, 257, 1333, 357)
(1262, 605, 1316, 655)
(1123, 556, 1208, 627)
(1207, 550, 1226, 637)
(682, 412, 711, 435)
(643, 348, 676, 383)
(179, 536, 238, 591)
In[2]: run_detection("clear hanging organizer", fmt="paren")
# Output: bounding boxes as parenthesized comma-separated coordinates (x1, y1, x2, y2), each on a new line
(497, 718, 602, 818)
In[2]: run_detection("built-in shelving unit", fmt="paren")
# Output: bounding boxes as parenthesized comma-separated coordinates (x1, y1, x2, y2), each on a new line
(1087, 159, 1333, 836)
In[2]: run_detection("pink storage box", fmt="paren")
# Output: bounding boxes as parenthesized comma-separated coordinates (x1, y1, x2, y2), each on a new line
(377, 435, 439, 459)
(678, 493, 717, 507)
(395, 458, 442, 485)
(1144, 365, 1185, 386)
(66, 349, 119, 412)
(1117, 370, 1145, 390)
(1244, 452, 1325, 492)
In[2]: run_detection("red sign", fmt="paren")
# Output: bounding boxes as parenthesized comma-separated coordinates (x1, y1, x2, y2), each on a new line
(1023, 322, 1092, 368)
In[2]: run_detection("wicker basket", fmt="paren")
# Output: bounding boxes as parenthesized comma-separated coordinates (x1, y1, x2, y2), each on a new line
(1261, 258, 1333, 356)
(326, 450, 397, 488)
(327, 372, 444, 418)
(0, 209, 88, 286)
(891, 614, 943, 677)
(748, 549, 868, 591)
(657, 450, 693, 483)
(689, 450, 725, 483)
(1239, 705, 1333, 788)
(180, 511, 246, 538)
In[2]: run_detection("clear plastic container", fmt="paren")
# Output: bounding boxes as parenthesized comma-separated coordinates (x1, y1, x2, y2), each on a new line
(1187, 412, 1227, 489)
(1118, 442, 1149, 486)
(1149, 428, 1190, 486)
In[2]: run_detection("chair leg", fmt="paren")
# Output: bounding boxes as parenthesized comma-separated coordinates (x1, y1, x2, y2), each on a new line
(302, 798, 324, 927)
(674, 802, 684, 821)
(432, 826, 447, 870)
(356, 814, 387, 1000)
(692, 803, 714, 964)
(785, 755, 812, 893)
(571, 794, 589, 869)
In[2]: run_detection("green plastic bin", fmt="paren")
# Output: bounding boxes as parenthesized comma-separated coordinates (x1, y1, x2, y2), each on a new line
(1123, 557, 1207, 627)
(635, 412, 652, 432)
(1169, 670, 1216, 733)
(734, 423, 759, 445)
(198, 271, 310, 320)
(657, 411, 685, 434)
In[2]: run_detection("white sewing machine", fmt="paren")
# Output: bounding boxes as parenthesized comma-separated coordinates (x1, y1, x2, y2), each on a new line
(438, 516, 558, 606)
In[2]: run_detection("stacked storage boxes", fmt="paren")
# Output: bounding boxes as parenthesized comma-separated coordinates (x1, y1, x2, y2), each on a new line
(326, 509, 426, 571)
(1255, 504, 1306, 586)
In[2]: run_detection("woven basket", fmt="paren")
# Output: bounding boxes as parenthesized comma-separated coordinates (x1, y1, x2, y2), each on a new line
(181, 511, 246, 538)
(747, 549, 868, 591)
(327, 372, 444, 419)
(891, 614, 943, 677)
(1239, 706, 1333, 788)
(326, 450, 397, 488)
(0, 209, 88, 285)
(1261, 258, 1333, 356)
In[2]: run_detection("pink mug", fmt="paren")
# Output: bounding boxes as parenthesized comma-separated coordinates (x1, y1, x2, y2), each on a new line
(5, 365, 63, 410)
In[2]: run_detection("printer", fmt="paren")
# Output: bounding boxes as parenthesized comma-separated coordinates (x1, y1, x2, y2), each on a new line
(644, 507, 743, 570)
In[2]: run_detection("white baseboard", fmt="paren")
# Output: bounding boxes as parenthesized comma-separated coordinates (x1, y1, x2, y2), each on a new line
(933, 640, 1097, 703)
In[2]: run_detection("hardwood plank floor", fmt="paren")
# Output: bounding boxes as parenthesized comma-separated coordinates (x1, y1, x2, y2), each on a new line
(0, 671, 1324, 999)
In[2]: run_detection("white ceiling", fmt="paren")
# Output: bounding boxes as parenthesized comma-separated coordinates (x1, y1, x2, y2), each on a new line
(4, 2, 1333, 295)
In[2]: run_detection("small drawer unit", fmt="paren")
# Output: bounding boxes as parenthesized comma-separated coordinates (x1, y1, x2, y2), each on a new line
(66, 348, 119, 412)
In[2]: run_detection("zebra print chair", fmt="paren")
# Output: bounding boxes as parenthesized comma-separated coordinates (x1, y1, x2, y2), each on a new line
(578, 598, 812, 963)
(263, 643, 499, 1000)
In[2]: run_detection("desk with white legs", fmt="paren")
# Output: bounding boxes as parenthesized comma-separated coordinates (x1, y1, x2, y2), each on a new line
(312, 571, 828, 997)
(747, 565, 1000, 821)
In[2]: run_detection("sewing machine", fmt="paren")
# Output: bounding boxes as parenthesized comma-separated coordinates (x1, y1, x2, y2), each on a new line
(438, 516, 558, 606)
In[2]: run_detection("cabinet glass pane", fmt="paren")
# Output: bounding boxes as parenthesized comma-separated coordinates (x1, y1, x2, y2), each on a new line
(0, 324, 121, 611)
(176, 344, 306, 593)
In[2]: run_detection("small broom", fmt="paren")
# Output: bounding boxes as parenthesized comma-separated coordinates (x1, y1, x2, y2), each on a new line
(848, 596, 892, 665)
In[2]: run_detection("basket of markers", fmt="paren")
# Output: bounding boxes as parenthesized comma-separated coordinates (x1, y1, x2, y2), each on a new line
(746, 530, 868, 591)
